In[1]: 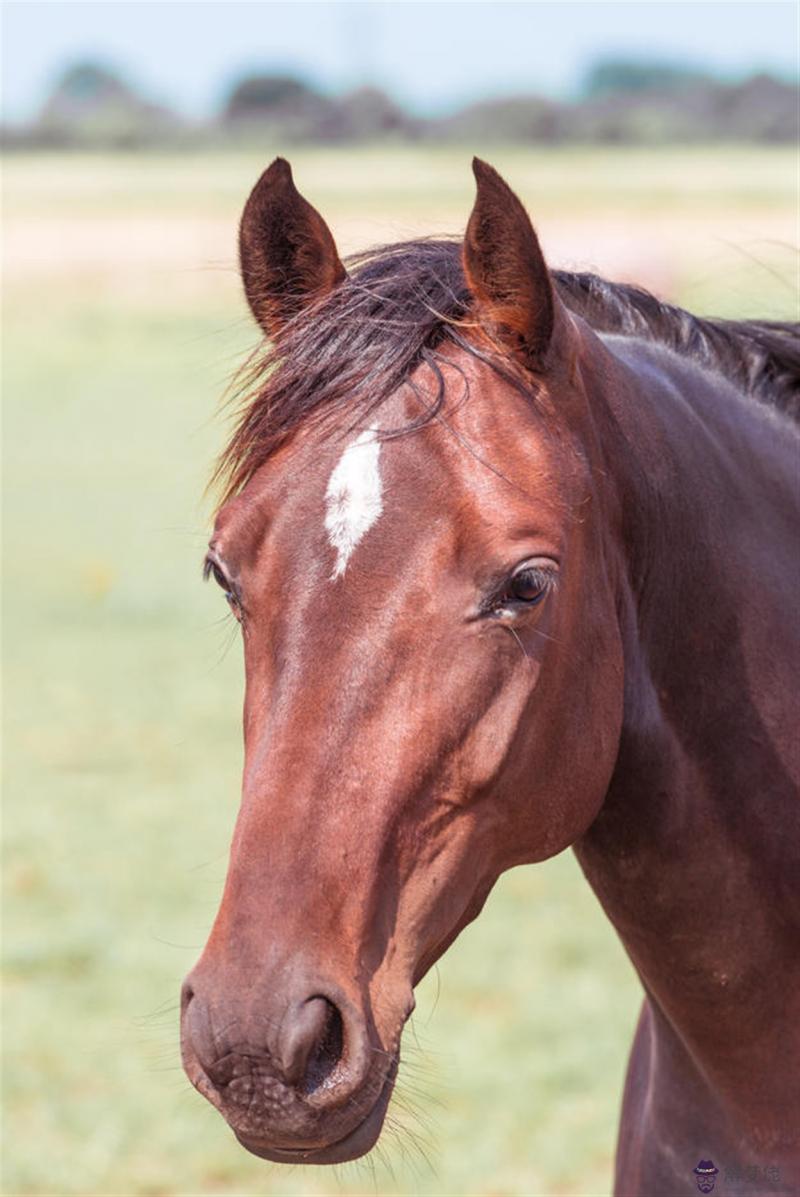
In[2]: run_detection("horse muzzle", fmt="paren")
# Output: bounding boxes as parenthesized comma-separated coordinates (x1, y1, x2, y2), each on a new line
(179, 970, 406, 1163)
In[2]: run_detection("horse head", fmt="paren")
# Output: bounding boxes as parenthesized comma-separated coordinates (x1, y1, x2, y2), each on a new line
(180, 158, 625, 1163)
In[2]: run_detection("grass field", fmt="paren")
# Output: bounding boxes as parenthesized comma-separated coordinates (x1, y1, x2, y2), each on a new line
(3, 145, 797, 1197)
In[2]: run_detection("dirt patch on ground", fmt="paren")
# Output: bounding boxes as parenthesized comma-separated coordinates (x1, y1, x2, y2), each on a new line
(5, 210, 796, 311)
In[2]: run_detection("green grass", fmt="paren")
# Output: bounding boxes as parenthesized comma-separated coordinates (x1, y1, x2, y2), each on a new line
(4, 144, 797, 218)
(3, 147, 797, 1197)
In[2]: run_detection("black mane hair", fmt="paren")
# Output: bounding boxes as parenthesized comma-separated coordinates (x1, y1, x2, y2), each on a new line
(555, 270, 800, 420)
(215, 239, 799, 501)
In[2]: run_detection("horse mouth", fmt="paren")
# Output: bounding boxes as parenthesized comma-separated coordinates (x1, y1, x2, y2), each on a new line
(233, 1060, 398, 1165)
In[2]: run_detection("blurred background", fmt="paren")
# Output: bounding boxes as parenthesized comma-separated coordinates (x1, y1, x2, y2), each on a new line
(3, 2, 797, 1195)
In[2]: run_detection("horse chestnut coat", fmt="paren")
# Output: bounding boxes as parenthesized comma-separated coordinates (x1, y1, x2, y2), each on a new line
(181, 158, 800, 1195)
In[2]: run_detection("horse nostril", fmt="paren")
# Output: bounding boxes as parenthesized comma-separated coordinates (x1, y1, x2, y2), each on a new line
(303, 999, 344, 1095)
(278, 995, 345, 1093)
(180, 980, 195, 1014)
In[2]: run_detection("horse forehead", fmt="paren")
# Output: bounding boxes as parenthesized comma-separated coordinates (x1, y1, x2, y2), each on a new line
(316, 412, 558, 578)
(211, 427, 400, 568)
(324, 429, 385, 579)
(320, 424, 452, 572)
(213, 352, 561, 564)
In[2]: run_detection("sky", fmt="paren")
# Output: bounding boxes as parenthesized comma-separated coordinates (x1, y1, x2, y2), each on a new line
(2, 0, 797, 122)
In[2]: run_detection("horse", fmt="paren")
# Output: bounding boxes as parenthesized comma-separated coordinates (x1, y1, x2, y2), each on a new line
(180, 156, 800, 1194)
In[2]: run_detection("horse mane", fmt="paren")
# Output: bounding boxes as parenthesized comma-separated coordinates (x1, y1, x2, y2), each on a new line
(554, 271, 800, 423)
(215, 238, 799, 502)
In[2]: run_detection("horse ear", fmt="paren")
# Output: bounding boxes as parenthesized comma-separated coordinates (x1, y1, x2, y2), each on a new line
(239, 157, 346, 338)
(463, 158, 555, 365)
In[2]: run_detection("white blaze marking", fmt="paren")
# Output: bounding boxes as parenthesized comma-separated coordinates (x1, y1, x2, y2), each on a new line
(324, 429, 383, 579)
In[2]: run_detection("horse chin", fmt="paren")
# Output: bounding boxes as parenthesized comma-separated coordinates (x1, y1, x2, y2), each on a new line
(233, 1060, 397, 1166)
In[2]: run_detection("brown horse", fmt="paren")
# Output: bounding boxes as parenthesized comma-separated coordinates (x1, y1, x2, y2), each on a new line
(181, 157, 800, 1194)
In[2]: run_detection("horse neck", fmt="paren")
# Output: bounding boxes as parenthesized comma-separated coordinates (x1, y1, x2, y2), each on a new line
(572, 330, 800, 1114)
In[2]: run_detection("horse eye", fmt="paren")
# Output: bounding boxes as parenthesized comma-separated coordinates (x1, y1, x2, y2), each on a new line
(205, 558, 241, 617)
(483, 561, 555, 618)
(509, 566, 549, 604)
(210, 563, 228, 591)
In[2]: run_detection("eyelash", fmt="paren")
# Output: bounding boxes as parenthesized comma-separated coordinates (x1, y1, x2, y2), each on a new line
(204, 558, 242, 620)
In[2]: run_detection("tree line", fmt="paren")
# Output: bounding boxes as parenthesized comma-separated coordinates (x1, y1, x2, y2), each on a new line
(3, 58, 797, 148)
